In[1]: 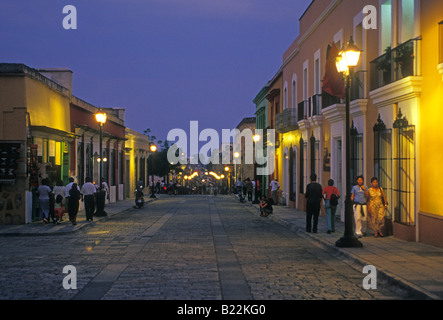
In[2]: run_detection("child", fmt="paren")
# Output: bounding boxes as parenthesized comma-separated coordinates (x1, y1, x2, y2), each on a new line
(54, 194, 64, 224)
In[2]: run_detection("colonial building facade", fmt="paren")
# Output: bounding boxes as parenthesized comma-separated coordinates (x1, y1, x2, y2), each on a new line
(0, 63, 147, 224)
(255, 0, 443, 247)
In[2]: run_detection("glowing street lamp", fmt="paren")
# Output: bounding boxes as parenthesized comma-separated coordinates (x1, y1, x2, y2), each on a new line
(95, 110, 107, 186)
(95, 109, 107, 216)
(233, 151, 240, 182)
(335, 36, 363, 248)
(149, 143, 157, 198)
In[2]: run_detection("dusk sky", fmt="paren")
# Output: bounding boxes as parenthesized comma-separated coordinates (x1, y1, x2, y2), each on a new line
(0, 0, 312, 144)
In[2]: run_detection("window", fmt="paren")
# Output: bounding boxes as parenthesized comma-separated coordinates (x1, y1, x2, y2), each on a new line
(350, 123, 364, 189)
(380, 0, 392, 54)
(289, 147, 297, 201)
(119, 150, 124, 185)
(85, 142, 92, 181)
(373, 115, 393, 219)
(393, 109, 416, 226)
(77, 140, 84, 186)
(292, 78, 297, 109)
(303, 64, 308, 101)
(299, 137, 304, 194)
(283, 82, 288, 110)
(314, 57, 320, 95)
(439, 21, 443, 65)
(399, 0, 415, 44)
(110, 148, 116, 186)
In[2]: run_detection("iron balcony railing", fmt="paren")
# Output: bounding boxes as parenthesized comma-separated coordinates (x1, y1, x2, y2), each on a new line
(351, 70, 366, 101)
(311, 94, 322, 116)
(276, 108, 298, 133)
(321, 91, 342, 109)
(297, 99, 310, 121)
(370, 37, 420, 91)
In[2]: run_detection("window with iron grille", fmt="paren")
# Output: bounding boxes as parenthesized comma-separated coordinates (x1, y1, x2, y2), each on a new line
(299, 137, 304, 194)
(77, 141, 84, 186)
(373, 114, 393, 219)
(393, 109, 416, 226)
(85, 142, 92, 181)
(289, 147, 296, 202)
(350, 122, 363, 189)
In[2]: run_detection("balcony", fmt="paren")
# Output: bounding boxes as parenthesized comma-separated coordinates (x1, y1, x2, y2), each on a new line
(297, 99, 309, 121)
(321, 91, 342, 109)
(311, 94, 322, 116)
(276, 108, 298, 133)
(351, 70, 366, 101)
(370, 38, 420, 91)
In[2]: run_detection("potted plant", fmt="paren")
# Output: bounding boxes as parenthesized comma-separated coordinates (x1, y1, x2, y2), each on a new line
(376, 46, 392, 85)
(394, 42, 414, 77)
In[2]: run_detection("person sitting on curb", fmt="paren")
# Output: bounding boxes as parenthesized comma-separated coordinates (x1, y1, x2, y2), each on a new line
(259, 196, 273, 217)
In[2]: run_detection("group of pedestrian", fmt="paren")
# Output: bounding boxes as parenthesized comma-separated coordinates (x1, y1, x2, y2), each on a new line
(36, 177, 109, 226)
(351, 175, 388, 238)
(305, 174, 388, 238)
(234, 178, 255, 201)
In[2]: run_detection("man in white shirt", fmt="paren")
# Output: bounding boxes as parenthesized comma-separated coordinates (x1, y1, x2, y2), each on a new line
(80, 177, 96, 221)
(270, 179, 280, 205)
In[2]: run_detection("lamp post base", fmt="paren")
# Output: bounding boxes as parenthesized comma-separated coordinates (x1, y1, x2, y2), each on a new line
(335, 196, 363, 248)
(335, 235, 363, 248)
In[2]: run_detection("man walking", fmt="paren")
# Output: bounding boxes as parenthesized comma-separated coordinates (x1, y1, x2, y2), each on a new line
(305, 174, 323, 233)
(351, 175, 369, 238)
(269, 178, 280, 205)
(81, 177, 96, 222)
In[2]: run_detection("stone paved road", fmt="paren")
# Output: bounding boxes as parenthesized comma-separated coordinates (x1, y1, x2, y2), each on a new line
(0, 195, 404, 300)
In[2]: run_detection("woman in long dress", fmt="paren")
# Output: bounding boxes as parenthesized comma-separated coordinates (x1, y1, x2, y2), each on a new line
(368, 177, 388, 238)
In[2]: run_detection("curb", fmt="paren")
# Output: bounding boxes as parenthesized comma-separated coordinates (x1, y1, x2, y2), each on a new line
(242, 199, 438, 300)
(0, 198, 157, 237)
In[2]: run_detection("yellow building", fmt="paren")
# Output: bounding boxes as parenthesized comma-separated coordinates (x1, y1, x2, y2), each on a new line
(125, 128, 151, 198)
(0, 64, 74, 224)
(416, 0, 443, 247)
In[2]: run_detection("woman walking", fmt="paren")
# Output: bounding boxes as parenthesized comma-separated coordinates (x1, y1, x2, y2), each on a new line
(368, 177, 388, 238)
(37, 178, 52, 224)
(322, 179, 340, 234)
(68, 183, 81, 225)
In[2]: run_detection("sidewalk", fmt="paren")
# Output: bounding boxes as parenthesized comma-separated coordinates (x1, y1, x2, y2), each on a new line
(245, 198, 443, 300)
(0, 197, 157, 237)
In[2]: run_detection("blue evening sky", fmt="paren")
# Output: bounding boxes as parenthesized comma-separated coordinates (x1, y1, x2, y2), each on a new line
(0, 0, 312, 143)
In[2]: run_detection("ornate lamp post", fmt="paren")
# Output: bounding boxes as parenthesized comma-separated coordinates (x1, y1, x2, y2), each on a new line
(149, 143, 157, 198)
(252, 134, 261, 204)
(95, 110, 107, 216)
(335, 37, 363, 248)
(233, 151, 240, 182)
(224, 166, 230, 193)
(95, 110, 107, 186)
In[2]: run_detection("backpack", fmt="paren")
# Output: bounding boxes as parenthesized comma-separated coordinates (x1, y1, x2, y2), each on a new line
(330, 188, 339, 206)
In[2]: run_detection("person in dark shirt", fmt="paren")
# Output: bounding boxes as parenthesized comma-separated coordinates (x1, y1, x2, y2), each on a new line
(305, 173, 323, 233)
(259, 196, 273, 217)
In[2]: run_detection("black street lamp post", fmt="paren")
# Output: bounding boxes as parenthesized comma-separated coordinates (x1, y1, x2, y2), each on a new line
(149, 143, 157, 198)
(95, 110, 107, 216)
(335, 37, 363, 248)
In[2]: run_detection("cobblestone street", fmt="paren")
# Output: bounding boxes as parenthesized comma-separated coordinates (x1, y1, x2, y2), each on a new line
(0, 195, 403, 301)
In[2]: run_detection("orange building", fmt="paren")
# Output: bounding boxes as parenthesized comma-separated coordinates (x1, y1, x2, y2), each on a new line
(261, 0, 443, 247)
